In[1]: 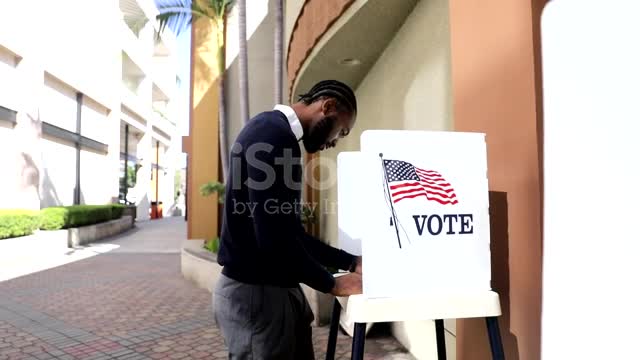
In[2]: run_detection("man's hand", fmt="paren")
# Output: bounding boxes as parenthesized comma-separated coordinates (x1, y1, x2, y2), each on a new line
(354, 256, 362, 274)
(330, 273, 362, 297)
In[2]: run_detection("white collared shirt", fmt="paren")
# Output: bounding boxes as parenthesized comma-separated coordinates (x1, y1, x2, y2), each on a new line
(274, 104, 303, 141)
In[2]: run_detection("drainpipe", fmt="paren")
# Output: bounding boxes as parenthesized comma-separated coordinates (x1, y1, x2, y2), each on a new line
(74, 92, 83, 205)
(123, 124, 129, 203)
(155, 140, 160, 217)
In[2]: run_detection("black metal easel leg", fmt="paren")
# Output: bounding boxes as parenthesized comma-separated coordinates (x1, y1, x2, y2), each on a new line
(485, 317, 505, 360)
(435, 319, 447, 360)
(351, 323, 366, 360)
(325, 299, 342, 360)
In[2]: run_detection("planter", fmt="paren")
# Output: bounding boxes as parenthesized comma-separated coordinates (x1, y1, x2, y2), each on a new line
(122, 206, 137, 226)
(67, 216, 134, 247)
(0, 216, 133, 256)
(181, 239, 222, 293)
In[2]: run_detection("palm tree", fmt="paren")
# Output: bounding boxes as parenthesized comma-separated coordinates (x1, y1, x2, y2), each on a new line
(237, 0, 250, 124)
(156, 0, 234, 180)
(274, 0, 284, 104)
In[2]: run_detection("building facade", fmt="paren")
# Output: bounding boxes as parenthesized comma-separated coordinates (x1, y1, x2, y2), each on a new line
(0, 0, 182, 221)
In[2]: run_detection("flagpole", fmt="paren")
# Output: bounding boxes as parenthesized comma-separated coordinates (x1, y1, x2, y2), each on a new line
(380, 153, 402, 249)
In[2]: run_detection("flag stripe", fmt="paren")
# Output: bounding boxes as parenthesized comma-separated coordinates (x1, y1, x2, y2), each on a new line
(415, 169, 445, 180)
(417, 168, 441, 176)
(393, 192, 429, 203)
(416, 173, 445, 181)
(423, 188, 457, 200)
(390, 183, 457, 200)
(393, 192, 459, 205)
(389, 181, 455, 194)
(420, 182, 455, 194)
(389, 181, 422, 190)
(417, 177, 451, 187)
(391, 186, 428, 198)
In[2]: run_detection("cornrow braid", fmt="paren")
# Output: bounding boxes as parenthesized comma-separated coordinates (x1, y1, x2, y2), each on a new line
(298, 80, 357, 115)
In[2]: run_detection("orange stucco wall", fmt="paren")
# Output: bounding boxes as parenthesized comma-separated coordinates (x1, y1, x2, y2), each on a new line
(186, 17, 221, 240)
(449, 1, 546, 359)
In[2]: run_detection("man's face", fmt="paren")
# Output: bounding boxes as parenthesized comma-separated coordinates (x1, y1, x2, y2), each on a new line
(302, 99, 355, 153)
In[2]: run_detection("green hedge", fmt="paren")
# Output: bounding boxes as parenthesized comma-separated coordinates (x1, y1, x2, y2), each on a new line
(40, 204, 125, 231)
(0, 210, 41, 240)
(111, 204, 125, 220)
(204, 237, 220, 254)
(1, 205, 127, 238)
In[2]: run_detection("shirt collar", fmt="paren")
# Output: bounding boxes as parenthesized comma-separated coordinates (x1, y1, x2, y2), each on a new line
(274, 104, 303, 141)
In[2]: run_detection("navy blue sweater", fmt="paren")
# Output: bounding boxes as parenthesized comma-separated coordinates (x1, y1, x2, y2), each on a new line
(217, 110, 355, 293)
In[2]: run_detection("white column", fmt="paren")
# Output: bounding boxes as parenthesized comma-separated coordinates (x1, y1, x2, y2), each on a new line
(134, 129, 152, 220)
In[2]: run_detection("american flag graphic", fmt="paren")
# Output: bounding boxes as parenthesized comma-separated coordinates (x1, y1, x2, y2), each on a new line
(383, 159, 459, 205)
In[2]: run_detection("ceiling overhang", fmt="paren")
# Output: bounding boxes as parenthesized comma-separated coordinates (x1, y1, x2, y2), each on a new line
(291, 0, 418, 100)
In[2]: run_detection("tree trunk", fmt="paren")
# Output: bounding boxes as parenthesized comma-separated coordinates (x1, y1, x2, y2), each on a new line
(218, 79, 229, 181)
(274, 0, 284, 104)
(238, 0, 250, 124)
(217, 19, 229, 181)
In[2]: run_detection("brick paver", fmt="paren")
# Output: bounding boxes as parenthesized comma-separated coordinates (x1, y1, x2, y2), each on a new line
(0, 218, 414, 359)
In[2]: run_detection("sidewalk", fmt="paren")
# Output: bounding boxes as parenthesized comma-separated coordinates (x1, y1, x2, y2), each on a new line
(0, 217, 415, 359)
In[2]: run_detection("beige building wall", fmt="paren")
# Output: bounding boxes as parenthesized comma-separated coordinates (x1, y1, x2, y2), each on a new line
(224, 0, 277, 144)
(0, 0, 181, 215)
(317, 0, 454, 358)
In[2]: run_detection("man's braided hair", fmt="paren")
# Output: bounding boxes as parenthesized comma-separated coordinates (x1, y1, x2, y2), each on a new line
(297, 80, 357, 116)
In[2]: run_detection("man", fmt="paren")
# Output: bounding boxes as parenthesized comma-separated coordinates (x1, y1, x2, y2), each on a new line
(214, 80, 362, 359)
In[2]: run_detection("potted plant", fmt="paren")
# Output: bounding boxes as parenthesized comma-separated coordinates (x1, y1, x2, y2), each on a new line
(200, 180, 226, 254)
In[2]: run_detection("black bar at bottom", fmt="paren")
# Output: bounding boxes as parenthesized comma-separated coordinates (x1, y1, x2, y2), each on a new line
(351, 323, 366, 360)
(486, 317, 505, 360)
(435, 319, 447, 360)
(326, 299, 341, 360)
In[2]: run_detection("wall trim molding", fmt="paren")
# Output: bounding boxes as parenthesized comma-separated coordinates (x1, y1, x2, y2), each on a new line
(42, 121, 108, 154)
(0, 105, 17, 126)
(286, 0, 356, 97)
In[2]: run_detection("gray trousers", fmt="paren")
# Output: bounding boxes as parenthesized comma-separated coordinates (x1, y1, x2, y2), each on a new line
(213, 274, 315, 360)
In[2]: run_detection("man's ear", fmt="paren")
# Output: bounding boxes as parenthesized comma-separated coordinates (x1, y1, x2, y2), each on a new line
(321, 98, 337, 114)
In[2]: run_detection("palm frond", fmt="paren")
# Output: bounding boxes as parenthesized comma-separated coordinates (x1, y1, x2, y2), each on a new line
(209, 0, 235, 18)
(156, 0, 212, 35)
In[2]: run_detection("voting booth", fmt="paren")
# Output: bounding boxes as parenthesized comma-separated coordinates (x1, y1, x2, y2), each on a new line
(327, 130, 503, 360)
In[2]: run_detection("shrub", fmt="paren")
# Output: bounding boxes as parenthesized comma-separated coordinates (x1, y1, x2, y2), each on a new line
(0, 210, 41, 240)
(111, 204, 125, 220)
(39, 207, 67, 230)
(200, 181, 225, 204)
(40, 205, 116, 230)
(204, 237, 220, 253)
(67, 205, 112, 228)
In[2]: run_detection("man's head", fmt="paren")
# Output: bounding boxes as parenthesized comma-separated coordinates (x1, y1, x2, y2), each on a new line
(293, 80, 357, 153)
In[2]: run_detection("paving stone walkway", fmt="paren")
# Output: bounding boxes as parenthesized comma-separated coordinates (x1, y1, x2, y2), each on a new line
(0, 218, 414, 359)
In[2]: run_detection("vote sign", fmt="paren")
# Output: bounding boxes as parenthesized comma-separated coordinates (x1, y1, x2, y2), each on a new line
(338, 130, 491, 298)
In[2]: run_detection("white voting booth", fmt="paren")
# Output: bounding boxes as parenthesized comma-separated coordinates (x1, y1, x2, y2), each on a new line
(327, 130, 503, 360)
